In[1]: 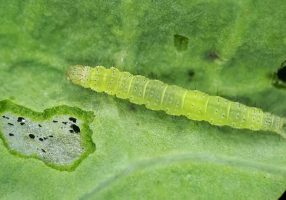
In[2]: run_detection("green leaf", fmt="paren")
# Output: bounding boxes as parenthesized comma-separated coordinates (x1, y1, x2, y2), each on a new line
(0, 0, 285, 199)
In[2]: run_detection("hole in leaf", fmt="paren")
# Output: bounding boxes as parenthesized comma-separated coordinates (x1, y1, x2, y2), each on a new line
(277, 61, 286, 82)
(0, 100, 95, 171)
(272, 60, 286, 89)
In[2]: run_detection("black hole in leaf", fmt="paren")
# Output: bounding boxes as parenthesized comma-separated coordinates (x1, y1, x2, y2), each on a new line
(174, 34, 189, 52)
(277, 63, 286, 82)
(29, 134, 35, 139)
(70, 124, 80, 133)
(17, 117, 25, 122)
(69, 117, 77, 123)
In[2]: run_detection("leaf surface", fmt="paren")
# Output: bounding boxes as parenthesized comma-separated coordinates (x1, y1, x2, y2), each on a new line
(0, 0, 285, 199)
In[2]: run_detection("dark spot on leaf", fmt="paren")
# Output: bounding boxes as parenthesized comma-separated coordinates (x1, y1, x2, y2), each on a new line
(39, 138, 44, 141)
(49, 135, 53, 138)
(128, 104, 136, 111)
(69, 130, 74, 133)
(20, 122, 25, 125)
(38, 124, 42, 127)
(41, 149, 46, 153)
(52, 120, 58, 123)
(174, 34, 189, 52)
(69, 117, 77, 123)
(70, 124, 80, 133)
(2, 116, 9, 119)
(187, 69, 195, 80)
(206, 50, 220, 61)
(8, 123, 14, 126)
(62, 122, 68, 125)
(17, 117, 25, 122)
(29, 134, 35, 139)
(9, 133, 14, 136)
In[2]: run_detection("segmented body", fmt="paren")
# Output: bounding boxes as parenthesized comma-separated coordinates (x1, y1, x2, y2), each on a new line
(67, 65, 286, 137)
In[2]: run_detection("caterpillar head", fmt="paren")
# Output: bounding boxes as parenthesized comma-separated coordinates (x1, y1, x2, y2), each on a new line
(66, 65, 90, 88)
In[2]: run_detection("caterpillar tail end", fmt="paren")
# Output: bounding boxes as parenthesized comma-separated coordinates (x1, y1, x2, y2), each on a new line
(66, 65, 89, 88)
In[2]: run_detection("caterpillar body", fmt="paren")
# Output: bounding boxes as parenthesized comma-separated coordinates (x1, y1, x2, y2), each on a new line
(67, 65, 286, 138)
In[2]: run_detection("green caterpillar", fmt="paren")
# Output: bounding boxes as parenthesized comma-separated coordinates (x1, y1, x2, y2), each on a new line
(67, 65, 286, 138)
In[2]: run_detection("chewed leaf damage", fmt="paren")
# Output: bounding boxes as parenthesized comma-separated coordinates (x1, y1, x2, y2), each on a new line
(0, 100, 95, 171)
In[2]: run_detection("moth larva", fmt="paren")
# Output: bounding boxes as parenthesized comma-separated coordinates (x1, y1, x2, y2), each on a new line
(67, 65, 286, 138)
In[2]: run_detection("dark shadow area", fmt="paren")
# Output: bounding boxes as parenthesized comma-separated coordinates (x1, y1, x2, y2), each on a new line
(174, 34, 189, 52)
(205, 50, 220, 61)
